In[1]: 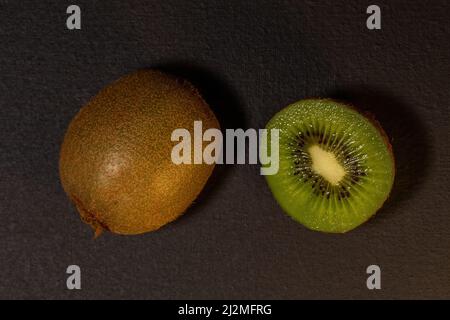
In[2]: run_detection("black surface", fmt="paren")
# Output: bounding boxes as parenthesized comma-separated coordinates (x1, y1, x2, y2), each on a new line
(0, 0, 449, 299)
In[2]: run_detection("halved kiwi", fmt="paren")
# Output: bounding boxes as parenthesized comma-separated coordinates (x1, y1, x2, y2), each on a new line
(264, 99, 395, 233)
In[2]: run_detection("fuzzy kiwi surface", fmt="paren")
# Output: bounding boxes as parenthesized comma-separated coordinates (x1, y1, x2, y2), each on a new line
(59, 70, 219, 236)
(263, 99, 395, 233)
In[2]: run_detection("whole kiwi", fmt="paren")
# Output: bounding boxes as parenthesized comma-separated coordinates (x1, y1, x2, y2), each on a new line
(59, 70, 219, 236)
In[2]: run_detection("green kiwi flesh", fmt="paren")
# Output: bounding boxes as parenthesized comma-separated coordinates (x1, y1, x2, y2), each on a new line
(264, 99, 395, 233)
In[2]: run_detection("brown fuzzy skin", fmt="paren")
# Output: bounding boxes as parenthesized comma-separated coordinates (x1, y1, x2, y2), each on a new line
(59, 70, 219, 235)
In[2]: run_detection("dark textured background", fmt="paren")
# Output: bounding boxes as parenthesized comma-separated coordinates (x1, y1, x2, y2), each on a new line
(0, 0, 449, 299)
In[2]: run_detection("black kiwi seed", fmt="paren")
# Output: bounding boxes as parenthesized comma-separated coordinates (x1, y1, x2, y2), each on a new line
(289, 125, 369, 200)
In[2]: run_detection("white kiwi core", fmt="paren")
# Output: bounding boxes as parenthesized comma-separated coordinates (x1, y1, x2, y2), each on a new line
(308, 145, 346, 185)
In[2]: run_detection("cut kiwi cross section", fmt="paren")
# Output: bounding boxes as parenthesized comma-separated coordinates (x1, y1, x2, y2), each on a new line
(264, 99, 395, 233)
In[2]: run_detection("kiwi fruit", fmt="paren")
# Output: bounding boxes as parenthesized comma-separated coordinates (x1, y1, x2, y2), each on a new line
(264, 99, 395, 233)
(59, 70, 219, 236)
